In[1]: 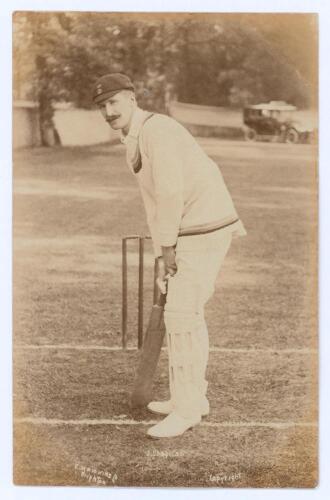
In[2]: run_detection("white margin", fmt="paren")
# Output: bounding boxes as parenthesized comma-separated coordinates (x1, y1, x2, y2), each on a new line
(1, 1, 330, 500)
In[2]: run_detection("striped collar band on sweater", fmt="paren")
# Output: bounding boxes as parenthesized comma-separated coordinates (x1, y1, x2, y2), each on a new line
(121, 108, 154, 173)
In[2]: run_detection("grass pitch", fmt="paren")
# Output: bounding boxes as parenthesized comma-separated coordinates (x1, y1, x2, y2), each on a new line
(13, 139, 318, 487)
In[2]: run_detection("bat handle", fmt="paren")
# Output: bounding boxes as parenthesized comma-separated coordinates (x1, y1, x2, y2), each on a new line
(153, 258, 167, 307)
(156, 292, 167, 308)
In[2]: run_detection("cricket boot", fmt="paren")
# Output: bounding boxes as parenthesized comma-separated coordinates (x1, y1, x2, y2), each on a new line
(147, 411, 201, 439)
(147, 397, 209, 417)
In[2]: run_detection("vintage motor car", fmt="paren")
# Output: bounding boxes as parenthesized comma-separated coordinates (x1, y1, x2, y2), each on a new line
(242, 101, 314, 143)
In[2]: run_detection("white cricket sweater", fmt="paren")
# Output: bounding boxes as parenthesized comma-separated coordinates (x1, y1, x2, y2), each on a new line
(122, 107, 246, 257)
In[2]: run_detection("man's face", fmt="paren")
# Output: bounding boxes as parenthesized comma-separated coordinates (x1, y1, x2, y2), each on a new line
(98, 91, 136, 134)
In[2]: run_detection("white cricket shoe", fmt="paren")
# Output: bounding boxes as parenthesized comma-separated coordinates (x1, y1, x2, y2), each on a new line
(147, 398, 209, 417)
(147, 412, 201, 439)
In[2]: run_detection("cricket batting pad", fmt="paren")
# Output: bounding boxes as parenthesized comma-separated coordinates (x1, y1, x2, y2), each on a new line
(165, 311, 204, 419)
(130, 293, 166, 408)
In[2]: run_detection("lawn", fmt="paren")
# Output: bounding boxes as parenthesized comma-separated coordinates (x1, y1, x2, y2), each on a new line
(13, 139, 318, 487)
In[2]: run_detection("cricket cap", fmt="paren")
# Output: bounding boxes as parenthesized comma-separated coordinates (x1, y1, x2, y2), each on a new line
(92, 73, 135, 104)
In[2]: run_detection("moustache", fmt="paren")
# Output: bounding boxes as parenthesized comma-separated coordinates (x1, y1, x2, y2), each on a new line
(106, 115, 120, 123)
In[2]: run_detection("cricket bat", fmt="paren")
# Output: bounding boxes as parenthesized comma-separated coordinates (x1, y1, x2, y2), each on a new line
(130, 291, 166, 408)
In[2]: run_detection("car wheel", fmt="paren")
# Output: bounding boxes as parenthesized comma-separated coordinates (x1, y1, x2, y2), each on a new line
(244, 127, 257, 142)
(285, 128, 299, 144)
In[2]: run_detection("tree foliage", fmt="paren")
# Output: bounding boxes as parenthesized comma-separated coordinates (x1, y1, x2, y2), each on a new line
(13, 12, 317, 143)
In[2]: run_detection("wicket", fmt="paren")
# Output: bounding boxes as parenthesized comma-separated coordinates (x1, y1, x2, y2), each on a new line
(121, 235, 159, 350)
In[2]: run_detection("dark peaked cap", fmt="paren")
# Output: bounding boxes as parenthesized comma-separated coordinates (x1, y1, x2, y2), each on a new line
(92, 73, 135, 104)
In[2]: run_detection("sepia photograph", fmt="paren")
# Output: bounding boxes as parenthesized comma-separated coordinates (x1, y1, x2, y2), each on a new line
(12, 10, 318, 489)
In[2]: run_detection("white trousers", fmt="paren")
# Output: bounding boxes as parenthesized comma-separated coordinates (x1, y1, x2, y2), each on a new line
(164, 230, 232, 419)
